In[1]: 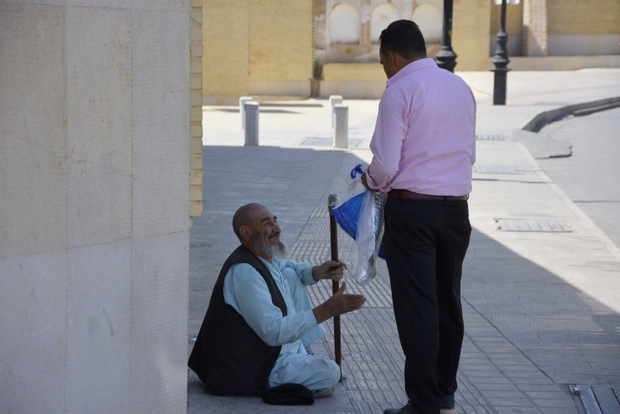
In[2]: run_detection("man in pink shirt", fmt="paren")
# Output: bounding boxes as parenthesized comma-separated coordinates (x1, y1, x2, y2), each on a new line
(361, 20, 476, 414)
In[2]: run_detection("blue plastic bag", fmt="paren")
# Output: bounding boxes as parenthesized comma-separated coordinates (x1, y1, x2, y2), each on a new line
(332, 192, 364, 241)
(332, 165, 386, 285)
(332, 191, 386, 260)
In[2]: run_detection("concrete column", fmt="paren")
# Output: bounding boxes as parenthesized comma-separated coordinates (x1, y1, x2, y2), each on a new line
(0, 2, 190, 413)
(239, 96, 252, 129)
(333, 104, 348, 148)
(244, 101, 259, 146)
(329, 95, 343, 128)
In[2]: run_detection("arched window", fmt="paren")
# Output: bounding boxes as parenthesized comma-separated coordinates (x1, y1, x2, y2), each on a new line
(330, 4, 361, 45)
(370, 4, 401, 44)
(412, 4, 443, 44)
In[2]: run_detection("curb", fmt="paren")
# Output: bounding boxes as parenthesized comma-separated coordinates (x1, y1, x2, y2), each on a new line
(522, 96, 620, 132)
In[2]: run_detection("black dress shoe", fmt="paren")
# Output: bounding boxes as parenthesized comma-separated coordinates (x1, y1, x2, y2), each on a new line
(383, 402, 417, 414)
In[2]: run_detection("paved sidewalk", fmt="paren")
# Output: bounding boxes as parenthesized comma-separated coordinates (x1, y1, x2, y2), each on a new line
(188, 69, 620, 413)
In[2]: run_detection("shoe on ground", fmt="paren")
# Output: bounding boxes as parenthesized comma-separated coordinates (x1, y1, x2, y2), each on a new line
(384, 397, 455, 414)
(314, 387, 335, 398)
(383, 402, 416, 414)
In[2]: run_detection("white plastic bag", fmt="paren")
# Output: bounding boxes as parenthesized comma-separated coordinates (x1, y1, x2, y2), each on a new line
(353, 189, 386, 285)
(332, 164, 386, 285)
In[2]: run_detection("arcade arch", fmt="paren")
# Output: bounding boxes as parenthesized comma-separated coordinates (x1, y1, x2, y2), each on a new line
(325, 1, 444, 63)
(330, 3, 361, 44)
(412, 3, 443, 44)
(370, 3, 401, 44)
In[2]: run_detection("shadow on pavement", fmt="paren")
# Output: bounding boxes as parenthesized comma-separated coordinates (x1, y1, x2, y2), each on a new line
(188, 145, 620, 413)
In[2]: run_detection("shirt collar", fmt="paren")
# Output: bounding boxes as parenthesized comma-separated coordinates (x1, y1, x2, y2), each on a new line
(256, 255, 281, 269)
(386, 57, 437, 86)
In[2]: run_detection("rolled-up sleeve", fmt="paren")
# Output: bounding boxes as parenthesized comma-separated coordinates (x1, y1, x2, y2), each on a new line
(276, 259, 317, 286)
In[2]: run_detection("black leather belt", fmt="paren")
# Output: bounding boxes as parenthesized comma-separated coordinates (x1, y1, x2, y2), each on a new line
(388, 189, 469, 201)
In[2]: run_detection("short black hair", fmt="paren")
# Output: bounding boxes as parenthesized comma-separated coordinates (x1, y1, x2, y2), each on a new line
(380, 19, 427, 59)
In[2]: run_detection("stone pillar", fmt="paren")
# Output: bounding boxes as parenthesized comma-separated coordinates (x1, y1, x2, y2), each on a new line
(239, 96, 252, 129)
(329, 95, 343, 127)
(333, 104, 348, 148)
(0, 2, 190, 413)
(244, 101, 260, 146)
(522, 0, 548, 56)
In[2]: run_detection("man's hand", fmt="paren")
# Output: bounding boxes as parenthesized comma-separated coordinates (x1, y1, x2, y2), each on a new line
(312, 260, 347, 281)
(312, 281, 365, 324)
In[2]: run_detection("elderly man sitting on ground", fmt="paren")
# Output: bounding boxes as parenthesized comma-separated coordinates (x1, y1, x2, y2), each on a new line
(189, 203, 365, 404)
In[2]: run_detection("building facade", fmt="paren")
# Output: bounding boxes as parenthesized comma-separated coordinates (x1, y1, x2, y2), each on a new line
(203, 0, 620, 101)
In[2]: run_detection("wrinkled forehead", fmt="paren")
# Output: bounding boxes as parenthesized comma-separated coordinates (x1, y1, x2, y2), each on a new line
(249, 207, 275, 225)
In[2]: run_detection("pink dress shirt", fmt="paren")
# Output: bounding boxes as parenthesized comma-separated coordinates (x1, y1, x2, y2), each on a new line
(366, 58, 476, 196)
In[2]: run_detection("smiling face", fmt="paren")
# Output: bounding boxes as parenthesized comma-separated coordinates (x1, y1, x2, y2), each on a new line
(241, 206, 286, 262)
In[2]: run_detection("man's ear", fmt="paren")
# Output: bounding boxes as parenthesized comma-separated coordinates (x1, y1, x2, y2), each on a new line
(239, 224, 251, 241)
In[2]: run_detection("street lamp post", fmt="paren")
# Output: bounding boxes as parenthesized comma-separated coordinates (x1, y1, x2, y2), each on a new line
(435, 0, 457, 72)
(490, 0, 519, 105)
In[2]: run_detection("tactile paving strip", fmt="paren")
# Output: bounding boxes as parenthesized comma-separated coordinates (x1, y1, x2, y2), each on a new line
(476, 134, 506, 141)
(474, 165, 526, 174)
(288, 195, 494, 413)
(495, 218, 572, 232)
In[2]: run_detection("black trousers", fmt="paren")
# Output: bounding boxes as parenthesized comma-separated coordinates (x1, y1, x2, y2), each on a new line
(384, 198, 471, 414)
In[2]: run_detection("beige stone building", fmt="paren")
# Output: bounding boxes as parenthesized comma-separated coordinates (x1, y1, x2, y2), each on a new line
(203, 0, 620, 102)
(0, 1, 617, 412)
(1, 1, 203, 412)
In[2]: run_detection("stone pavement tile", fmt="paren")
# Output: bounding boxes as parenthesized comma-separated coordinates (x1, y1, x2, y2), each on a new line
(189, 144, 589, 412)
(460, 301, 578, 410)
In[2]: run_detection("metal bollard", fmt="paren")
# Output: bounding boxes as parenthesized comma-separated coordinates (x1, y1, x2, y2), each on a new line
(333, 104, 348, 148)
(329, 95, 343, 128)
(239, 96, 252, 129)
(244, 101, 259, 146)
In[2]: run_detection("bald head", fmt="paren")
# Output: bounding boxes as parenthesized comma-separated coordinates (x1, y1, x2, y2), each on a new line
(232, 203, 268, 241)
(232, 203, 285, 262)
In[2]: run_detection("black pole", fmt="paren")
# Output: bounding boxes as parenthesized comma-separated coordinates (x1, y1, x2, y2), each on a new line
(491, 0, 511, 105)
(328, 194, 341, 369)
(435, 0, 457, 72)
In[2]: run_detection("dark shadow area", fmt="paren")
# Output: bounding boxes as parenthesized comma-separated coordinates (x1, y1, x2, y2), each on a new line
(259, 102, 325, 108)
(188, 145, 620, 413)
(208, 108, 303, 114)
(189, 145, 364, 338)
(463, 228, 620, 386)
(473, 177, 550, 184)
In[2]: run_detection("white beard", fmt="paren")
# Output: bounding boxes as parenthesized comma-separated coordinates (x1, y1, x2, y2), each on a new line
(251, 234, 288, 260)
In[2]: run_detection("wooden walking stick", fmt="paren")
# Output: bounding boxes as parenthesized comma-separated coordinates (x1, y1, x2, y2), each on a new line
(327, 194, 341, 368)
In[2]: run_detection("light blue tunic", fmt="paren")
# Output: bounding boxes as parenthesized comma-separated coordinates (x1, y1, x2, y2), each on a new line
(223, 257, 340, 392)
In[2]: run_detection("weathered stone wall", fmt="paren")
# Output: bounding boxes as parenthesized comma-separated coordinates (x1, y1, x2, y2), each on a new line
(203, 0, 250, 99)
(191, 0, 204, 217)
(203, 0, 314, 103)
(453, 0, 492, 71)
(497, 0, 620, 57)
(547, 0, 620, 56)
(0, 2, 191, 412)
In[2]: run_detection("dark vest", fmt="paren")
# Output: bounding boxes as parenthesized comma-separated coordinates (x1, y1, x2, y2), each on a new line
(188, 245, 288, 395)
